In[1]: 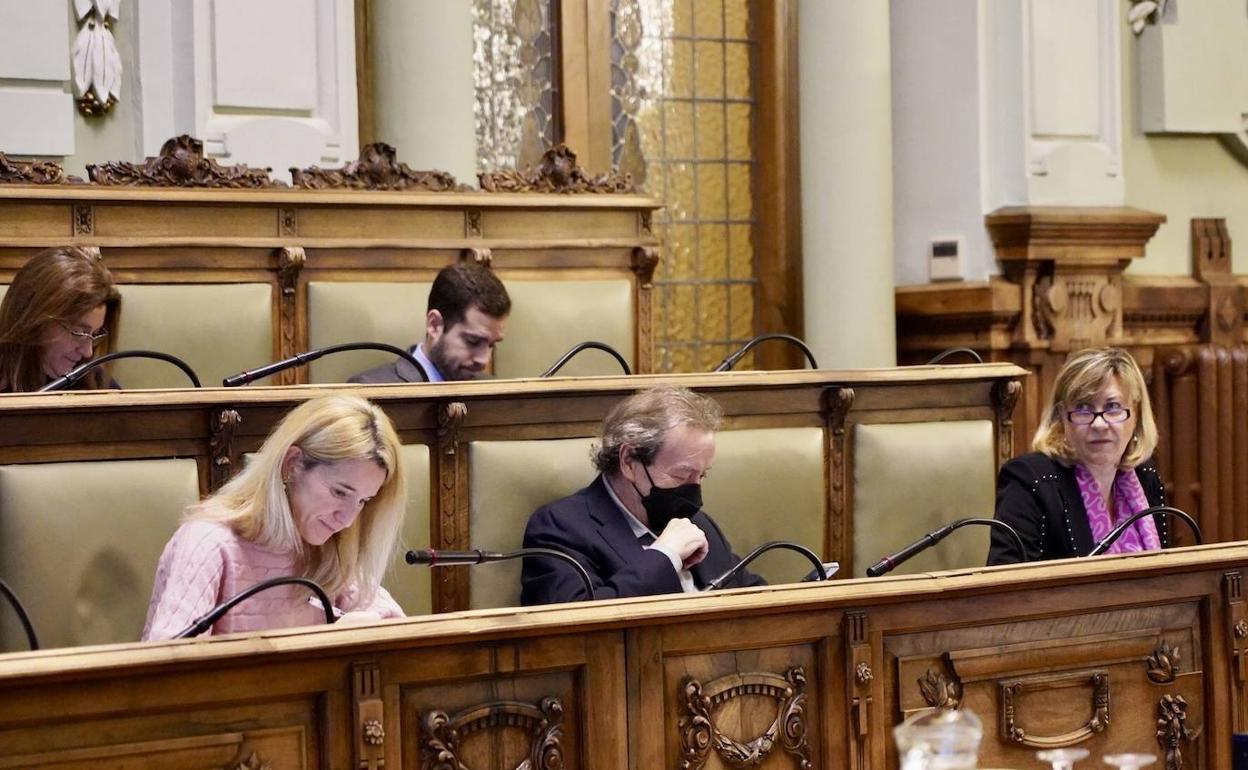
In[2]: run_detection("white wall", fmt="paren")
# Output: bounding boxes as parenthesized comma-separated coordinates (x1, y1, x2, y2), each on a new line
(0, 0, 75, 156)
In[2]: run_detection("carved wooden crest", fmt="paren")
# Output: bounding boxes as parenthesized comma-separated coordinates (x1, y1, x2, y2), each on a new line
(87, 135, 281, 188)
(478, 144, 634, 194)
(919, 667, 963, 710)
(679, 667, 813, 770)
(292, 143, 462, 191)
(1147, 640, 1182, 684)
(0, 153, 77, 184)
(420, 696, 564, 770)
(1156, 694, 1201, 770)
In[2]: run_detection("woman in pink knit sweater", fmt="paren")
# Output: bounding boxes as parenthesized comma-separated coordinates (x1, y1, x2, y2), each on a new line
(143, 394, 408, 640)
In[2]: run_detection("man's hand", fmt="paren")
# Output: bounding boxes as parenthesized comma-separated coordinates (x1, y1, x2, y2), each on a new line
(655, 518, 709, 569)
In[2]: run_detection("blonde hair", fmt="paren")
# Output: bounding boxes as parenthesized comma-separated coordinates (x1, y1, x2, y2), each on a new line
(188, 395, 406, 607)
(1032, 347, 1157, 469)
(592, 385, 723, 474)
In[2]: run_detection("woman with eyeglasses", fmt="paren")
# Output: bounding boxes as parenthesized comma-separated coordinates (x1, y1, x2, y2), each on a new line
(988, 347, 1167, 565)
(0, 246, 121, 392)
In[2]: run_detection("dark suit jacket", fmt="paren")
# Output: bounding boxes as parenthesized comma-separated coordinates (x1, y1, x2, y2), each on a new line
(347, 353, 428, 385)
(520, 475, 766, 605)
(988, 452, 1168, 565)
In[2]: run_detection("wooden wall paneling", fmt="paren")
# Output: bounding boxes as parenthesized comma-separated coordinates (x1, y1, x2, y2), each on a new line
(1222, 571, 1247, 740)
(1235, 350, 1248, 541)
(1198, 348, 1222, 544)
(754, 0, 805, 371)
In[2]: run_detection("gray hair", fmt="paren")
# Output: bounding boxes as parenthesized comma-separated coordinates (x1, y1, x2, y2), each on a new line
(591, 385, 723, 474)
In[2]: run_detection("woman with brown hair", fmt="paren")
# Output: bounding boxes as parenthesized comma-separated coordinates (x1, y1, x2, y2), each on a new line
(0, 246, 121, 392)
(988, 347, 1168, 565)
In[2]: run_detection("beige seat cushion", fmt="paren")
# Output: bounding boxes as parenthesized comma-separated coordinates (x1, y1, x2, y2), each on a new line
(306, 278, 635, 383)
(468, 438, 597, 609)
(701, 427, 826, 585)
(492, 279, 634, 378)
(114, 284, 273, 389)
(852, 420, 996, 578)
(387, 443, 433, 615)
(306, 282, 432, 383)
(0, 459, 200, 650)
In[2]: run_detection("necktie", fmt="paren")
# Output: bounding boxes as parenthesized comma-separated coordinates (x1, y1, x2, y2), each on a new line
(638, 531, 655, 547)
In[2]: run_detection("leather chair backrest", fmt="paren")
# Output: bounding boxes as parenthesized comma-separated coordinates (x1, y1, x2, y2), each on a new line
(0, 458, 200, 650)
(851, 420, 996, 577)
(306, 282, 432, 384)
(113, 283, 273, 388)
(388, 443, 433, 615)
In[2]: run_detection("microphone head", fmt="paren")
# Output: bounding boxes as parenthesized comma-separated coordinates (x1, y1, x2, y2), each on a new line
(405, 549, 432, 565)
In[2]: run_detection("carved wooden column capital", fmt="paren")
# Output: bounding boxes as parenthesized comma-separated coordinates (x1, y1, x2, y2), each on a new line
(988, 206, 1165, 352)
(1190, 218, 1243, 347)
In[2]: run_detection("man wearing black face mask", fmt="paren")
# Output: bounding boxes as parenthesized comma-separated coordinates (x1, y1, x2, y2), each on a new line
(520, 385, 765, 605)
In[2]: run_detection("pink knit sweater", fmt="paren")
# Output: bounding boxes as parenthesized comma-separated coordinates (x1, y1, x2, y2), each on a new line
(142, 520, 403, 641)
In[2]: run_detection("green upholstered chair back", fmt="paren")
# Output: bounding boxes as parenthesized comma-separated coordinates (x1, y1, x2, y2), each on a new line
(851, 420, 996, 577)
(467, 438, 598, 610)
(700, 427, 826, 585)
(306, 282, 432, 384)
(387, 443, 433, 615)
(305, 278, 635, 383)
(466, 427, 826, 609)
(113, 284, 273, 389)
(0, 459, 200, 650)
(492, 279, 634, 378)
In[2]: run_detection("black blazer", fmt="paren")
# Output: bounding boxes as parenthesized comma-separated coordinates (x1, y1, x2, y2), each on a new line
(988, 452, 1168, 565)
(347, 351, 427, 384)
(520, 475, 766, 605)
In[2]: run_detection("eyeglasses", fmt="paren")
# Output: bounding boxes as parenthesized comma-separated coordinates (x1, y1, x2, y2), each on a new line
(1066, 406, 1131, 426)
(59, 322, 108, 344)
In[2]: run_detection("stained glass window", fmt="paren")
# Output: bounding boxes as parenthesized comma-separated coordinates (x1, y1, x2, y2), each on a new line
(611, 0, 757, 372)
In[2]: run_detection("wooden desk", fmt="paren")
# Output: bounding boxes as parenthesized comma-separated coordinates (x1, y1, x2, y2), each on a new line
(0, 544, 1240, 770)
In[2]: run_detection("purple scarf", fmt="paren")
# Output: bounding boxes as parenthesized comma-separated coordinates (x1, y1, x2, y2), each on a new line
(1074, 464, 1161, 554)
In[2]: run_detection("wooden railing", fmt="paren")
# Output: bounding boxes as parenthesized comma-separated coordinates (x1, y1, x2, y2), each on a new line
(0, 544, 1239, 769)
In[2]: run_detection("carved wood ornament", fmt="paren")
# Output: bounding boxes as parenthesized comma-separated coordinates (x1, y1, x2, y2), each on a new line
(292, 143, 461, 191)
(275, 247, 306, 383)
(1156, 694, 1200, 770)
(826, 387, 856, 564)
(434, 401, 469, 611)
(1225, 571, 1248, 731)
(1147, 640, 1182, 685)
(478, 144, 634, 194)
(992, 379, 1023, 468)
(0, 153, 78, 184)
(353, 662, 385, 770)
(1000, 671, 1109, 748)
(87, 135, 281, 188)
(421, 696, 565, 770)
(209, 408, 242, 490)
(679, 667, 813, 770)
(227, 753, 272, 770)
(846, 611, 872, 770)
(73, 0, 121, 116)
(919, 667, 963, 710)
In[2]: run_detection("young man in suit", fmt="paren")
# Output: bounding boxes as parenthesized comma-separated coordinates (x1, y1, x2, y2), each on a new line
(521, 385, 765, 604)
(349, 261, 510, 383)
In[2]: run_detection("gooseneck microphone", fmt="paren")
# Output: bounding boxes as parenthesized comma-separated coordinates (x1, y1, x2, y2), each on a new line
(173, 576, 335, 639)
(866, 518, 1025, 577)
(1087, 505, 1202, 557)
(406, 547, 596, 601)
(711, 333, 819, 372)
(39, 350, 202, 392)
(223, 342, 428, 387)
(703, 541, 828, 591)
(0, 578, 38, 650)
(926, 347, 984, 365)
(540, 341, 632, 378)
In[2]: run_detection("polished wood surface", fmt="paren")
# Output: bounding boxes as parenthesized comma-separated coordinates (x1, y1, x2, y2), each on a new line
(897, 209, 1246, 547)
(0, 543, 1239, 769)
(0, 183, 662, 380)
(0, 364, 1025, 612)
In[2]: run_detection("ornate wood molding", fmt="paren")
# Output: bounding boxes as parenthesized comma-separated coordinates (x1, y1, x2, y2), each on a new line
(1156, 694, 1200, 770)
(353, 662, 385, 770)
(0, 153, 76, 185)
(209, 408, 241, 490)
(632, 246, 660, 373)
(478, 144, 634, 194)
(227, 752, 272, 770)
(1191, 218, 1242, 348)
(434, 401, 469, 612)
(1147, 640, 1182, 685)
(1226, 571, 1248, 732)
(846, 611, 872, 770)
(460, 247, 493, 267)
(421, 696, 564, 770)
(87, 135, 281, 188)
(275, 247, 306, 384)
(1000, 671, 1109, 748)
(679, 667, 813, 770)
(73, 204, 94, 236)
(918, 666, 963, 710)
(291, 143, 461, 191)
(992, 379, 1022, 468)
(826, 387, 855, 567)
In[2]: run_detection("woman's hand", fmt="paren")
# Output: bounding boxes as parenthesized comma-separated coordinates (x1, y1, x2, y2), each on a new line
(336, 610, 383, 626)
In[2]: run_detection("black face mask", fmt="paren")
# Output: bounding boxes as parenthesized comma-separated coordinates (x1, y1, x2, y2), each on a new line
(634, 463, 703, 534)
